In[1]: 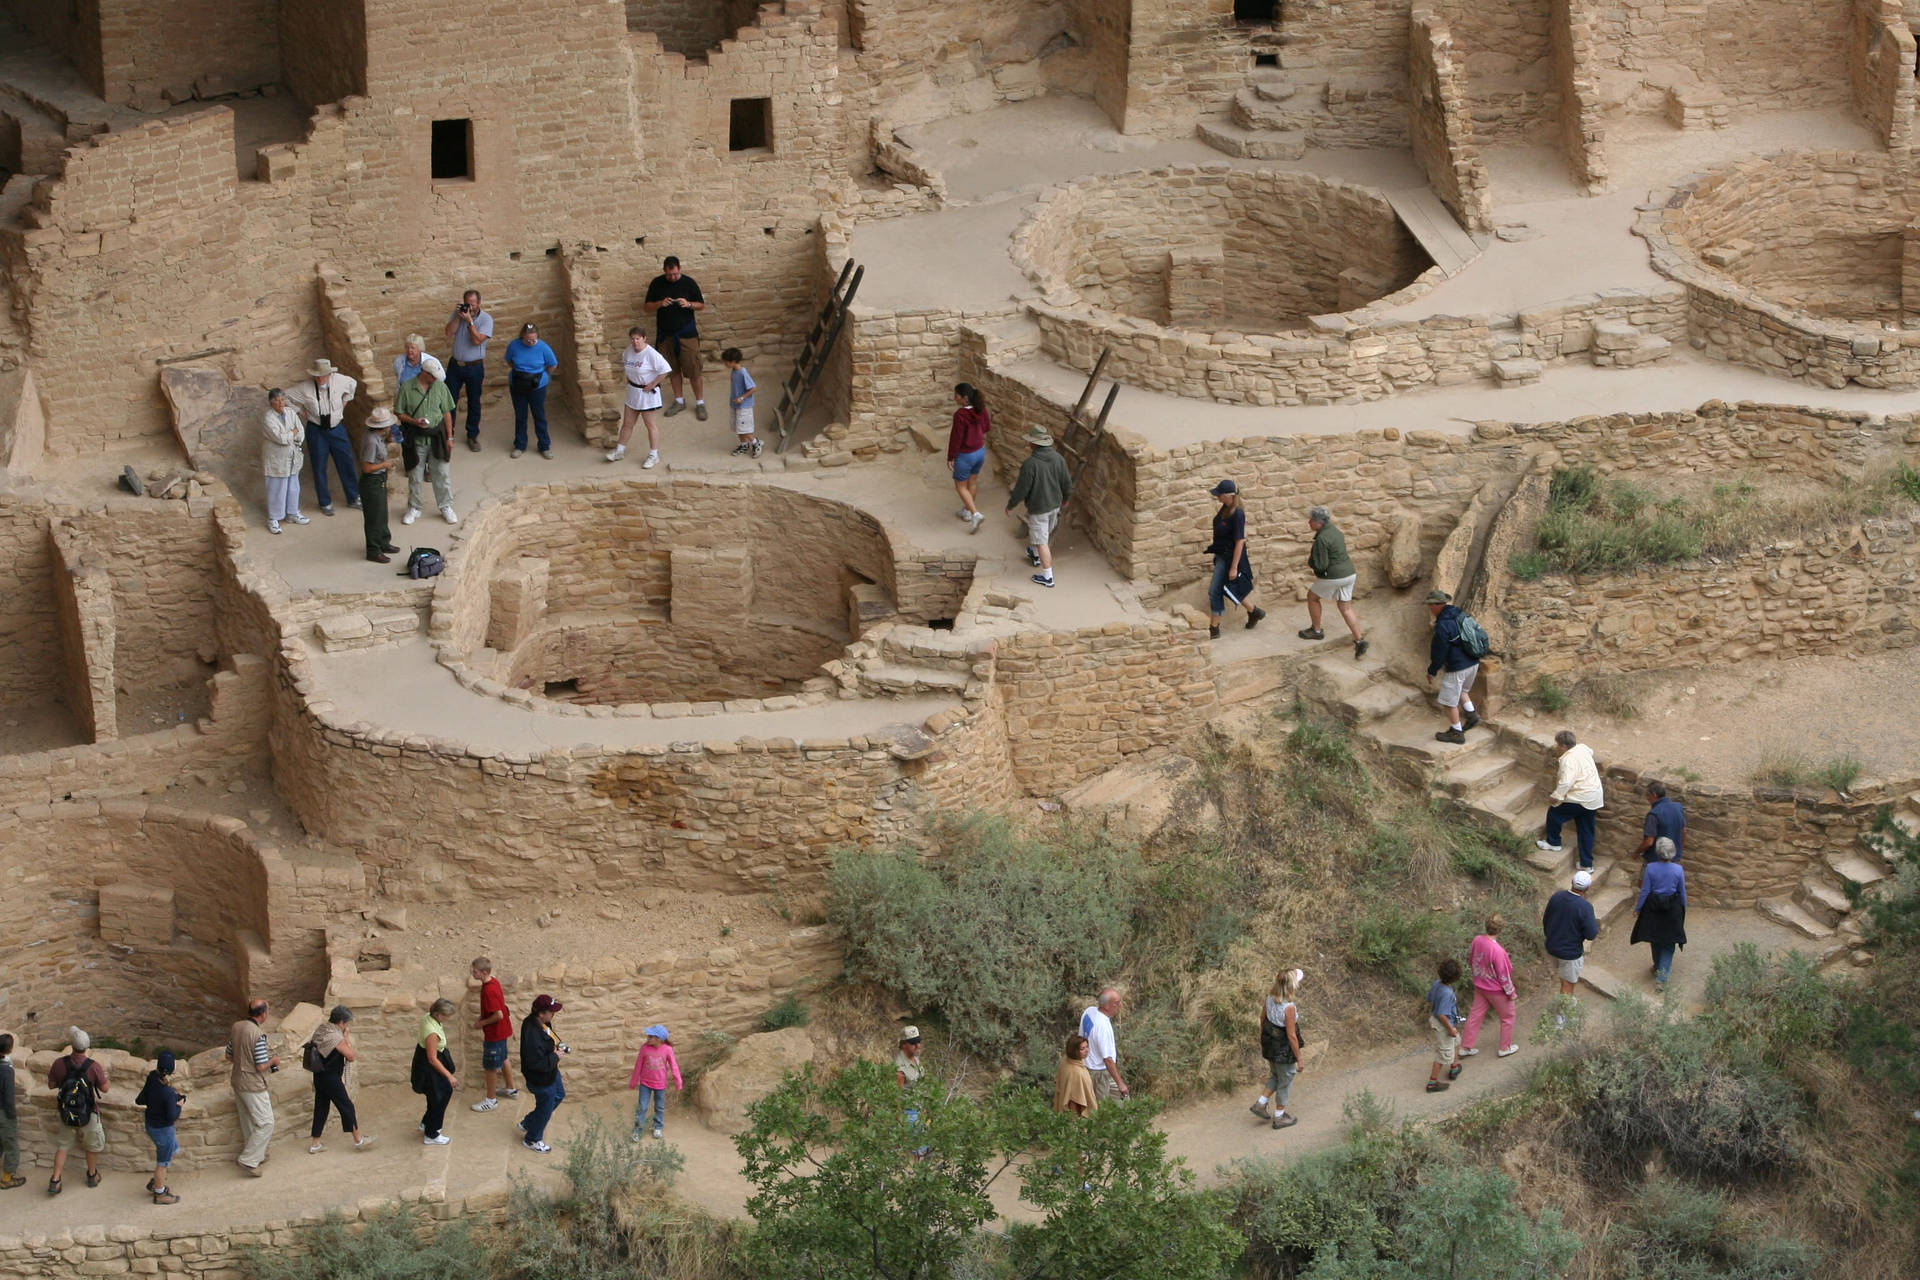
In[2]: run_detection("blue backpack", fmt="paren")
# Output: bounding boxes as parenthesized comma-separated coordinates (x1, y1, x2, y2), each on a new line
(1457, 613, 1491, 660)
(403, 548, 444, 579)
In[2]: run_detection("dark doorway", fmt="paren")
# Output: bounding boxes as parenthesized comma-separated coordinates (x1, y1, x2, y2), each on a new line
(430, 119, 472, 180)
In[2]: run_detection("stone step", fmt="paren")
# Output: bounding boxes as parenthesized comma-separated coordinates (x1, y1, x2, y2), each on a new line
(1477, 774, 1540, 826)
(1492, 357, 1542, 386)
(1439, 751, 1516, 799)
(1579, 963, 1624, 1000)
(1307, 654, 1382, 698)
(1249, 72, 1300, 103)
(1612, 335, 1674, 368)
(1217, 655, 1287, 706)
(1826, 849, 1890, 887)
(1342, 680, 1419, 724)
(1196, 117, 1306, 160)
(1758, 896, 1836, 940)
(858, 663, 970, 695)
(1591, 883, 1635, 930)
(1795, 873, 1852, 928)
(1370, 708, 1500, 766)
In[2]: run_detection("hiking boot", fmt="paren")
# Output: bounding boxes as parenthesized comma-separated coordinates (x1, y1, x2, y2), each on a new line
(694, 402, 708, 421)
(1246, 607, 1265, 629)
(1447, 1063, 1462, 1080)
(1209, 625, 1221, 640)
(1462, 710, 1481, 731)
(152, 1191, 180, 1204)
(1247, 1100, 1270, 1120)
(1425, 1080, 1449, 1093)
(1354, 639, 1370, 658)
(1297, 627, 1324, 640)
(0, 1174, 24, 1190)
(1271, 1112, 1297, 1129)
(1434, 728, 1466, 744)
(665, 401, 686, 417)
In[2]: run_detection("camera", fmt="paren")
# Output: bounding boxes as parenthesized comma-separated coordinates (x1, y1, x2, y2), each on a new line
(457, 302, 470, 314)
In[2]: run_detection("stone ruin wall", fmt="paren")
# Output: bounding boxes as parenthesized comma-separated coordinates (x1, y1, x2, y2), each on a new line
(1587, 0, 1854, 113)
(1409, 13, 1495, 238)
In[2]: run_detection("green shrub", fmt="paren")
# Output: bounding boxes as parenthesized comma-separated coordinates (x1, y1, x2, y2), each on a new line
(761, 994, 810, 1032)
(1895, 461, 1920, 504)
(826, 815, 1138, 1067)
(1527, 676, 1571, 715)
(1815, 752, 1863, 796)
(1287, 714, 1361, 773)
(1348, 902, 1441, 981)
(244, 1208, 493, 1280)
(1610, 1179, 1823, 1279)
(1699, 945, 1842, 1066)
(1507, 550, 1550, 581)
(1445, 825, 1533, 889)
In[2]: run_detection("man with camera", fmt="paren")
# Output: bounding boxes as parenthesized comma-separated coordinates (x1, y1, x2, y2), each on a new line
(443, 289, 494, 452)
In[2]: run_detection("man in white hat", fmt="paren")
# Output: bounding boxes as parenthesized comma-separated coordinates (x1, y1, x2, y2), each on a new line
(395, 354, 458, 526)
(1541, 869, 1599, 1014)
(1005, 425, 1072, 589)
(283, 357, 360, 517)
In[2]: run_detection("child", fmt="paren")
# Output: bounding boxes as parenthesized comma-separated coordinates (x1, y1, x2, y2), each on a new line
(723, 348, 760, 458)
(1426, 958, 1463, 1093)
(627, 1025, 683, 1140)
(134, 1051, 182, 1204)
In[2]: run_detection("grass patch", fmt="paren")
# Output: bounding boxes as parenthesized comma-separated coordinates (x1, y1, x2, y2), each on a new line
(1817, 752, 1864, 796)
(1527, 464, 1912, 577)
(1753, 750, 1863, 793)
(1581, 671, 1640, 720)
(1527, 675, 1572, 714)
(760, 994, 809, 1032)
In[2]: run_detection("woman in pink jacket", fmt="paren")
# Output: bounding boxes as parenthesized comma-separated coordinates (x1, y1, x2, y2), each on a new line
(1458, 915, 1521, 1059)
(627, 1025, 682, 1140)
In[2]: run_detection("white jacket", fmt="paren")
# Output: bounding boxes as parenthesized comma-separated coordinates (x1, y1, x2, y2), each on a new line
(262, 406, 304, 477)
(283, 373, 358, 427)
(1550, 743, 1605, 809)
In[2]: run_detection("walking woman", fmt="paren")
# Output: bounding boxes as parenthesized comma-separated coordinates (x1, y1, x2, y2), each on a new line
(1630, 836, 1688, 985)
(1053, 1032, 1099, 1117)
(1459, 915, 1520, 1059)
(1206, 480, 1265, 640)
(413, 998, 459, 1146)
(948, 384, 991, 533)
(134, 1052, 181, 1204)
(1250, 967, 1303, 1129)
(262, 388, 309, 534)
(309, 1006, 375, 1154)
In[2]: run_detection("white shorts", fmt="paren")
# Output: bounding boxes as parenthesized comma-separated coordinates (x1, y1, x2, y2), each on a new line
(625, 384, 663, 413)
(1556, 955, 1585, 984)
(1027, 507, 1060, 548)
(1437, 664, 1479, 708)
(733, 405, 755, 436)
(1308, 574, 1356, 601)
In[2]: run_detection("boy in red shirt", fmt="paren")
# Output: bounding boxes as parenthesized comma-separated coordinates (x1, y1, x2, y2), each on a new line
(470, 958, 519, 1112)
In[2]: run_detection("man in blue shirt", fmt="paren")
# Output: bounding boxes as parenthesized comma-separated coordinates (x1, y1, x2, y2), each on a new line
(1541, 870, 1600, 1006)
(1425, 590, 1481, 744)
(1635, 780, 1685, 862)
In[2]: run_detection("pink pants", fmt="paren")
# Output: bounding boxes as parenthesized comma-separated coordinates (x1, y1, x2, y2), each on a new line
(1461, 986, 1515, 1052)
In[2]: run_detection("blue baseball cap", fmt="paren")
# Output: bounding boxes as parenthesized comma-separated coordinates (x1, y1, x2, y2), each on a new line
(1210, 479, 1237, 496)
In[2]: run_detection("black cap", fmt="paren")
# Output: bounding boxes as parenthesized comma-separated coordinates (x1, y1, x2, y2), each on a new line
(1210, 479, 1237, 496)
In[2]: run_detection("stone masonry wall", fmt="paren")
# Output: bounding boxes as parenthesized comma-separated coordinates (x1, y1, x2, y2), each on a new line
(1440, 0, 1561, 145)
(1409, 13, 1495, 238)
(1851, 0, 1916, 163)
(1552, 0, 1609, 192)
(0, 496, 63, 712)
(1500, 516, 1920, 681)
(1113, 0, 1246, 136)
(49, 520, 115, 742)
(627, 0, 764, 58)
(95, 0, 280, 109)
(279, 0, 366, 110)
(1587, 0, 1854, 112)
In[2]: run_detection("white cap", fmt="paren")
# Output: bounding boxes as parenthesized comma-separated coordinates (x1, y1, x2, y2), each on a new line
(1571, 869, 1593, 890)
(418, 354, 445, 380)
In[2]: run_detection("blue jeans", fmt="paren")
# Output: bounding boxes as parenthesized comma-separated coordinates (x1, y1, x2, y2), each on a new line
(146, 1124, 178, 1167)
(632, 1086, 666, 1134)
(1545, 802, 1598, 868)
(447, 360, 485, 439)
(523, 1077, 565, 1144)
(1209, 554, 1254, 615)
(1651, 942, 1676, 983)
(304, 422, 360, 510)
(511, 382, 550, 451)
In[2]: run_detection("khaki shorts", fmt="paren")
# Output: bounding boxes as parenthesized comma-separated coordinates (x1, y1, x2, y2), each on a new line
(1027, 508, 1060, 548)
(1556, 955, 1585, 985)
(1437, 664, 1479, 709)
(1429, 1015, 1459, 1066)
(1309, 574, 1357, 601)
(58, 1115, 106, 1153)
(660, 334, 701, 377)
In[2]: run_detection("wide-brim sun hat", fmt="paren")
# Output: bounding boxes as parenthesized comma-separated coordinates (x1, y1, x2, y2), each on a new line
(1024, 426, 1053, 447)
(307, 357, 337, 378)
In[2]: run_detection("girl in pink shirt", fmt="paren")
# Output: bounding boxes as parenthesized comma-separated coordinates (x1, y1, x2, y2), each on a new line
(1459, 916, 1520, 1058)
(627, 1025, 682, 1140)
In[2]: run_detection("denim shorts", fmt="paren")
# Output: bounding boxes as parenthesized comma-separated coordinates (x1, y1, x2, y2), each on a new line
(147, 1124, 178, 1166)
(951, 446, 986, 482)
(483, 1039, 510, 1071)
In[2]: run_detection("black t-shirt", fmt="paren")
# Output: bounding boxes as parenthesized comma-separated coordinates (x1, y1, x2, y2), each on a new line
(646, 274, 704, 339)
(1210, 506, 1246, 557)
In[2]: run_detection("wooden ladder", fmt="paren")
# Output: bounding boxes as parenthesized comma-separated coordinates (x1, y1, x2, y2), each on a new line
(1053, 348, 1118, 498)
(773, 259, 863, 454)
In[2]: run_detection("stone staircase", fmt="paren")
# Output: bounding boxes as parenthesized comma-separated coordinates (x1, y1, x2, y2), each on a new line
(1758, 788, 1919, 955)
(1302, 654, 1633, 939)
(840, 623, 986, 699)
(1591, 320, 1673, 369)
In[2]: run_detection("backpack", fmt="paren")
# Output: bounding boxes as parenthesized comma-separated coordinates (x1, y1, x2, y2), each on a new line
(1457, 613, 1492, 660)
(403, 548, 444, 579)
(302, 1038, 324, 1074)
(56, 1058, 97, 1127)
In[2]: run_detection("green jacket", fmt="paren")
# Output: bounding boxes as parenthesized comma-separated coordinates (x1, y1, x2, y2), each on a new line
(1308, 523, 1355, 580)
(1006, 446, 1072, 515)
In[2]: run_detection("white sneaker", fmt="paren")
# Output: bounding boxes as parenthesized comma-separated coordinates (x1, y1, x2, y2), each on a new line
(471, 1098, 499, 1113)
(1497, 1045, 1521, 1058)
(402, 508, 421, 525)
(642, 451, 659, 469)
(1535, 840, 1563, 854)
(957, 507, 972, 521)
(267, 520, 282, 534)
(423, 1134, 451, 1146)
(1457, 1047, 1480, 1057)
(440, 506, 458, 525)
(289, 513, 310, 525)
(606, 444, 626, 462)
(523, 1140, 551, 1153)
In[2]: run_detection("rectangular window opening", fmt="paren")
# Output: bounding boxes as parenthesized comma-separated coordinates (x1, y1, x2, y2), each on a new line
(431, 118, 473, 181)
(729, 97, 772, 152)
(1235, 0, 1279, 23)
(544, 678, 581, 698)
(1253, 51, 1280, 67)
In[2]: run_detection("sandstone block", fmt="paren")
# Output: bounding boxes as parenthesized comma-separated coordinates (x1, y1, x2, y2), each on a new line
(693, 1027, 816, 1134)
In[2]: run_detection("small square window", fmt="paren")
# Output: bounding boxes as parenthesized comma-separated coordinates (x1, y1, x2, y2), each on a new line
(1235, 0, 1278, 21)
(729, 98, 772, 152)
(431, 118, 473, 181)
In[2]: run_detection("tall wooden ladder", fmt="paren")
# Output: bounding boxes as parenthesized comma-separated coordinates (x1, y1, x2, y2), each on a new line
(773, 259, 863, 454)
(1053, 348, 1118, 499)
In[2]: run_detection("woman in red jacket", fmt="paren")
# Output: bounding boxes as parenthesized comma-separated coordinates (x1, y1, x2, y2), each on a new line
(948, 383, 991, 533)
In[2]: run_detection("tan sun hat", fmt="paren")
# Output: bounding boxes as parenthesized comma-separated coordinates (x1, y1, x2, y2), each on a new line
(1024, 426, 1054, 447)
(307, 357, 337, 378)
